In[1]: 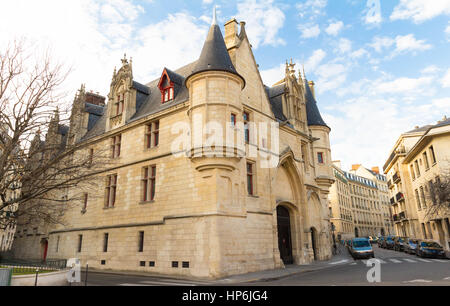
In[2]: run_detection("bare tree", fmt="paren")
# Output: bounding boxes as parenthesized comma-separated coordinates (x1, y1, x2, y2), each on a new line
(0, 41, 108, 231)
(425, 161, 450, 219)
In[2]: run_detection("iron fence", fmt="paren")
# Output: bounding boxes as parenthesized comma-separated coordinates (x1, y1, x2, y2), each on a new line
(0, 258, 67, 275)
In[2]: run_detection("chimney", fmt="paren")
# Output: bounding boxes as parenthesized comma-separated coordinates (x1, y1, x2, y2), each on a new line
(308, 80, 316, 99)
(85, 91, 106, 106)
(352, 164, 361, 171)
(224, 19, 239, 49)
(371, 167, 380, 174)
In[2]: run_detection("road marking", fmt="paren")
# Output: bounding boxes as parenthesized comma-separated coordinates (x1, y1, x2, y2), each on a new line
(119, 283, 152, 286)
(329, 259, 349, 265)
(443, 277, 450, 280)
(431, 259, 448, 263)
(349, 262, 357, 265)
(389, 259, 402, 263)
(403, 258, 417, 263)
(377, 259, 387, 264)
(403, 279, 432, 283)
(416, 258, 432, 263)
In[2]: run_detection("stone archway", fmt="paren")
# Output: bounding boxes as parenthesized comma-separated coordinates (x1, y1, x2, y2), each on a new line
(272, 151, 307, 266)
(277, 206, 293, 265)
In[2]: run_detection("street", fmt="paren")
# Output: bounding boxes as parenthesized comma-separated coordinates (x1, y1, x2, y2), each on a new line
(248, 245, 450, 286)
(79, 245, 449, 286)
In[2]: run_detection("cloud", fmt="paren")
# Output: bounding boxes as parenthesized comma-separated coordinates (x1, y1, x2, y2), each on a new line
(260, 64, 286, 86)
(337, 38, 352, 54)
(325, 21, 344, 36)
(305, 49, 326, 71)
(374, 76, 433, 94)
(421, 65, 440, 75)
(298, 24, 321, 39)
(390, 0, 450, 23)
(446, 22, 450, 40)
(442, 69, 450, 88)
(296, 0, 327, 20)
(236, 0, 286, 49)
(0, 0, 208, 98)
(369, 34, 432, 57)
(315, 63, 347, 92)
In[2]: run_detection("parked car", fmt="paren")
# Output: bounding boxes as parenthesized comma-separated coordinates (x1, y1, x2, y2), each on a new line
(404, 238, 419, 255)
(378, 236, 385, 248)
(393, 237, 407, 252)
(416, 240, 446, 258)
(348, 238, 375, 259)
(384, 236, 395, 249)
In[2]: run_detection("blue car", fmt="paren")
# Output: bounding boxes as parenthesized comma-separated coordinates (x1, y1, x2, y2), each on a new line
(416, 241, 446, 259)
(349, 238, 375, 259)
(404, 238, 419, 254)
(384, 236, 395, 249)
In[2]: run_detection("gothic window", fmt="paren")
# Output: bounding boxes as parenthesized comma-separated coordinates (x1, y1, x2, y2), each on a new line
(158, 70, 175, 103)
(230, 113, 236, 127)
(243, 111, 250, 143)
(115, 93, 124, 116)
(105, 174, 117, 208)
(247, 162, 255, 196)
(142, 166, 156, 202)
(111, 135, 121, 158)
(317, 152, 324, 164)
(146, 121, 159, 149)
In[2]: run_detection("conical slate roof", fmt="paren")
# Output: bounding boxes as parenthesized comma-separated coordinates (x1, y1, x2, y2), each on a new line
(305, 79, 329, 128)
(187, 15, 243, 84)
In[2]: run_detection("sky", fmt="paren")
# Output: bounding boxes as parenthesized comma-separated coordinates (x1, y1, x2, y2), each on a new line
(1, 0, 449, 172)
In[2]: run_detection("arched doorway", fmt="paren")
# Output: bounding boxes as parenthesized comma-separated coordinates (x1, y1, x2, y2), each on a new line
(40, 238, 48, 262)
(310, 227, 318, 260)
(277, 206, 293, 265)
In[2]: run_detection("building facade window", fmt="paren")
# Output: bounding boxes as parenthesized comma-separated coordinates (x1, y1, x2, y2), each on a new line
(247, 162, 255, 196)
(415, 189, 421, 210)
(429, 146, 436, 164)
(317, 152, 324, 164)
(111, 135, 121, 158)
(162, 87, 174, 103)
(410, 164, 416, 180)
(77, 235, 83, 253)
(420, 186, 426, 208)
(105, 174, 117, 208)
(103, 233, 109, 252)
(142, 166, 156, 202)
(243, 112, 250, 143)
(414, 160, 421, 177)
(115, 93, 124, 116)
(82, 193, 88, 212)
(230, 113, 236, 126)
(146, 121, 160, 149)
(423, 152, 429, 170)
(138, 231, 144, 252)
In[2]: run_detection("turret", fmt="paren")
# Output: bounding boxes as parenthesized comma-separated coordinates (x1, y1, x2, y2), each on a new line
(185, 6, 245, 168)
(304, 79, 333, 188)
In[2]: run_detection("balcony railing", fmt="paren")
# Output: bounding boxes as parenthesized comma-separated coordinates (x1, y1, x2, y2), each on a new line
(399, 211, 406, 220)
(387, 180, 393, 189)
(393, 214, 399, 222)
(393, 172, 400, 183)
(390, 197, 396, 205)
(396, 192, 405, 202)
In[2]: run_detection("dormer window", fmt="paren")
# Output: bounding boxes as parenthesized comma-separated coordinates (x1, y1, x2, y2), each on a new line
(162, 87, 174, 103)
(158, 68, 181, 104)
(115, 93, 124, 115)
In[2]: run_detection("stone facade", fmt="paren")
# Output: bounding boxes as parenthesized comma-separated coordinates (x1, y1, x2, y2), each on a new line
(384, 116, 450, 254)
(329, 162, 394, 241)
(10, 17, 334, 278)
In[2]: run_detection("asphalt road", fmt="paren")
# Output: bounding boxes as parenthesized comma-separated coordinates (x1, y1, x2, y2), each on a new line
(78, 245, 449, 286)
(248, 245, 450, 286)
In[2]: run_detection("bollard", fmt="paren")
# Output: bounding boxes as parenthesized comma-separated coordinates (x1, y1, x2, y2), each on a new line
(34, 268, 39, 286)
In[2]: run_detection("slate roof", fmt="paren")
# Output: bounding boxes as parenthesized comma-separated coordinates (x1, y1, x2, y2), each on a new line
(187, 23, 243, 84)
(265, 84, 287, 122)
(81, 61, 197, 141)
(305, 79, 328, 128)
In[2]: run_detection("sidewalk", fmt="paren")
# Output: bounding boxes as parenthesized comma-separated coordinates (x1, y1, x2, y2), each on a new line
(216, 247, 351, 284)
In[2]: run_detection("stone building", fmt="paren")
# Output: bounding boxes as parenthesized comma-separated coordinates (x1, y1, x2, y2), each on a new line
(11, 13, 334, 278)
(384, 116, 450, 255)
(329, 162, 393, 240)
